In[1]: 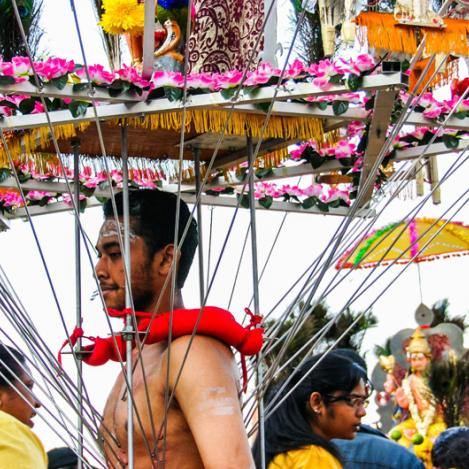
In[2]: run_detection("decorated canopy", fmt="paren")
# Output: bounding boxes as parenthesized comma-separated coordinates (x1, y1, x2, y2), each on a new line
(336, 217, 469, 269)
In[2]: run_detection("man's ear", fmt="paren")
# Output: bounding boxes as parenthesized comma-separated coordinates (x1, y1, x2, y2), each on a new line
(155, 244, 180, 276)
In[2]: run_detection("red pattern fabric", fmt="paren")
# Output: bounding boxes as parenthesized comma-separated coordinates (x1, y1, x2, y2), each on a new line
(187, 0, 264, 73)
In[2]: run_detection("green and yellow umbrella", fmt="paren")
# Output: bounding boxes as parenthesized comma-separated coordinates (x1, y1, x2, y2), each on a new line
(336, 218, 469, 270)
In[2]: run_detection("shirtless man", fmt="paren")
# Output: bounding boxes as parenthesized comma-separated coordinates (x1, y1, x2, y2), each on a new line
(95, 190, 254, 468)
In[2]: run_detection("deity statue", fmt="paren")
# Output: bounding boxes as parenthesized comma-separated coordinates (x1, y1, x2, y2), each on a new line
(394, 0, 445, 27)
(380, 328, 446, 468)
(100, 0, 187, 72)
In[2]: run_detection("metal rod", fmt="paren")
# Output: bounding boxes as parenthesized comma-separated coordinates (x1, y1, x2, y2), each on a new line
(246, 134, 265, 469)
(142, 0, 156, 79)
(193, 147, 205, 305)
(72, 140, 84, 469)
(121, 125, 135, 469)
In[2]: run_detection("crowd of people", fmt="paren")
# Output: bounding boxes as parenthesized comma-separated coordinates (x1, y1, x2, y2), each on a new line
(1, 190, 467, 468)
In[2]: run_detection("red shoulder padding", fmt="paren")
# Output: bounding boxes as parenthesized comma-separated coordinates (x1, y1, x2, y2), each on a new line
(72, 306, 263, 367)
(81, 336, 125, 366)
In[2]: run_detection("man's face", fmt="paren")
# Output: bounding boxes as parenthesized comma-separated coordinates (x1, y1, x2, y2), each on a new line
(95, 218, 159, 311)
(0, 367, 40, 428)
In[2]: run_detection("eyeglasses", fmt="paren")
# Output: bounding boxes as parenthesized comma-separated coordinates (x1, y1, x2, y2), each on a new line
(325, 394, 369, 409)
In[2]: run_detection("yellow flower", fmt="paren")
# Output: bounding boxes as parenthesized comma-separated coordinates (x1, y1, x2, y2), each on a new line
(100, 0, 145, 35)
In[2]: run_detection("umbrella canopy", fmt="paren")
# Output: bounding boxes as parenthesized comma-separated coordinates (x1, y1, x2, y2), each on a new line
(336, 218, 469, 269)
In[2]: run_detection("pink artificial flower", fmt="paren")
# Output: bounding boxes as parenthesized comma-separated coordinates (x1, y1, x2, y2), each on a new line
(319, 146, 336, 158)
(312, 76, 333, 91)
(286, 59, 306, 79)
(417, 92, 436, 109)
(244, 62, 280, 86)
(347, 121, 366, 138)
(75, 64, 115, 85)
(32, 101, 45, 113)
(281, 184, 303, 197)
(334, 140, 356, 159)
(213, 70, 244, 90)
(351, 157, 363, 172)
(136, 179, 157, 189)
(302, 184, 323, 198)
(289, 142, 311, 161)
(0, 105, 14, 117)
(456, 99, 469, 112)
(423, 105, 444, 119)
(338, 54, 375, 75)
(63, 193, 86, 206)
(117, 64, 151, 88)
(151, 70, 184, 88)
(410, 127, 430, 140)
(34, 57, 75, 80)
(355, 54, 375, 72)
(26, 191, 54, 201)
(110, 169, 123, 184)
(186, 73, 214, 89)
(95, 171, 110, 184)
(308, 59, 339, 78)
(325, 187, 351, 205)
(4, 94, 29, 106)
(0, 57, 32, 78)
(0, 192, 24, 208)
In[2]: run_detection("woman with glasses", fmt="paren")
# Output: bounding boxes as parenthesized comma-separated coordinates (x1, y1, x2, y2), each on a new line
(253, 350, 370, 468)
(0, 343, 47, 469)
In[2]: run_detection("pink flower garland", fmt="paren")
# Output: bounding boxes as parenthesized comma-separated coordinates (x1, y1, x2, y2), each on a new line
(409, 218, 419, 259)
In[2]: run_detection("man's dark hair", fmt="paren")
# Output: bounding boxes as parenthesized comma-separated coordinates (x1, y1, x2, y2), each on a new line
(103, 190, 198, 289)
(0, 343, 25, 388)
(432, 427, 469, 469)
(47, 447, 78, 469)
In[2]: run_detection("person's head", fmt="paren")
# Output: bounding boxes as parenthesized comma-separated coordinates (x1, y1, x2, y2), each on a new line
(253, 350, 370, 467)
(0, 344, 40, 427)
(332, 348, 368, 373)
(409, 351, 430, 373)
(432, 427, 469, 469)
(96, 190, 198, 311)
(47, 447, 78, 469)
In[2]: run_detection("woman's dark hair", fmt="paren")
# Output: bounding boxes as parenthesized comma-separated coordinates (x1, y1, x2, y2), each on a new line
(103, 190, 198, 289)
(0, 343, 25, 388)
(252, 350, 368, 468)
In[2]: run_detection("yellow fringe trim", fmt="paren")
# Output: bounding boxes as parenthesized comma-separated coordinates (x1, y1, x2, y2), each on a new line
(0, 123, 91, 169)
(119, 109, 324, 141)
(1, 110, 323, 168)
(355, 12, 469, 56)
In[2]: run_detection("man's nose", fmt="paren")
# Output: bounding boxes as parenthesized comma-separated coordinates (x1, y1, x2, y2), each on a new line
(95, 257, 107, 279)
(357, 406, 366, 418)
(33, 396, 41, 409)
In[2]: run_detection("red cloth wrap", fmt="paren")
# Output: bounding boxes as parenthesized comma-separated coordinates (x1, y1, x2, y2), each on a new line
(64, 306, 263, 370)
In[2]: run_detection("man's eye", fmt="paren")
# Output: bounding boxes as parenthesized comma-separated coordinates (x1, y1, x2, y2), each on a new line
(109, 252, 121, 259)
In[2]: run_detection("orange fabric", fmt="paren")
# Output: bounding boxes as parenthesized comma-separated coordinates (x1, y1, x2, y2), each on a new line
(355, 12, 469, 56)
(409, 57, 435, 94)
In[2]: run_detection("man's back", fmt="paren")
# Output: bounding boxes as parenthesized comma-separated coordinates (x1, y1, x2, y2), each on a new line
(333, 425, 425, 469)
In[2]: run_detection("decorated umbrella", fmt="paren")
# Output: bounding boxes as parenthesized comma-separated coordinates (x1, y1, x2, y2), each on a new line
(335, 217, 469, 270)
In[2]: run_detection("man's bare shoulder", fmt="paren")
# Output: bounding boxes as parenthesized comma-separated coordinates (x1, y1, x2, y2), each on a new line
(167, 335, 235, 361)
(162, 336, 238, 386)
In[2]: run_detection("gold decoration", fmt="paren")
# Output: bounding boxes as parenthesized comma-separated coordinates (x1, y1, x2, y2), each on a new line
(406, 328, 432, 357)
